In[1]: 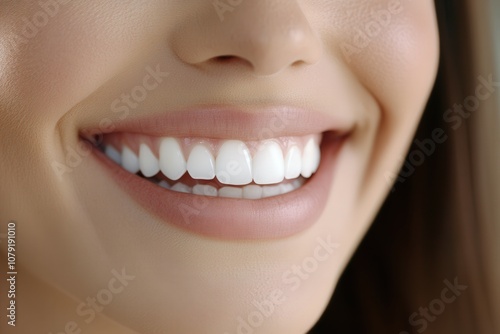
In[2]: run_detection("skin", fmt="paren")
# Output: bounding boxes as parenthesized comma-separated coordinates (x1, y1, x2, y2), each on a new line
(0, 1, 439, 333)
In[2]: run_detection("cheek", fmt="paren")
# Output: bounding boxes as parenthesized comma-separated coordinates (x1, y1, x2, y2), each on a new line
(344, 1, 439, 122)
(0, 2, 157, 125)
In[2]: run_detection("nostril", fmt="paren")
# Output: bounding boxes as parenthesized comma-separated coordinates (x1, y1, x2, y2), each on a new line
(214, 55, 238, 62)
(210, 55, 254, 71)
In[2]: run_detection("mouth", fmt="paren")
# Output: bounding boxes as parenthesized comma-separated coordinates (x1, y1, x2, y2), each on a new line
(83, 106, 349, 240)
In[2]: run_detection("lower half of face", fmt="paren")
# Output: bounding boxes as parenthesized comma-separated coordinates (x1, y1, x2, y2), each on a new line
(0, 0, 438, 332)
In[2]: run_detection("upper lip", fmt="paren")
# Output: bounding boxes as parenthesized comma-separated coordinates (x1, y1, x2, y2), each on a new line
(80, 104, 354, 140)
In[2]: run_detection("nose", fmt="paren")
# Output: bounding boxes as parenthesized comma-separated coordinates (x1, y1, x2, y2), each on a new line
(172, 1, 323, 76)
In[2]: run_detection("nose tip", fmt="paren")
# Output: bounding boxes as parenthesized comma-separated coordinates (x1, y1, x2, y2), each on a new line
(239, 23, 323, 76)
(172, 1, 323, 76)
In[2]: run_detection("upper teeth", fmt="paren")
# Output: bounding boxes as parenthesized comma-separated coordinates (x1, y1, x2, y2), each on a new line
(104, 136, 321, 187)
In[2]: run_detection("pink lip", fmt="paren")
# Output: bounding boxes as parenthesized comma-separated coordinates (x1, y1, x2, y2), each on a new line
(83, 105, 352, 140)
(83, 107, 349, 240)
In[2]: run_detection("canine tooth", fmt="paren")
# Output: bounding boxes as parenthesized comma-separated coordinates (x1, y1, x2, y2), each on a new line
(122, 146, 140, 174)
(284, 146, 302, 180)
(139, 144, 160, 177)
(301, 139, 321, 178)
(216, 140, 252, 185)
(219, 186, 243, 199)
(243, 185, 263, 199)
(171, 182, 191, 194)
(193, 184, 218, 197)
(105, 145, 122, 165)
(187, 145, 216, 180)
(252, 141, 285, 185)
(159, 138, 186, 181)
(262, 185, 282, 198)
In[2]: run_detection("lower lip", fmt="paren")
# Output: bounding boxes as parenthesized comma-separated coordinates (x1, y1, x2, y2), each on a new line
(91, 136, 344, 240)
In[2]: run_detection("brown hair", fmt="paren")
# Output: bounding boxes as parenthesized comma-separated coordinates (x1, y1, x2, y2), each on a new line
(311, 1, 499, 333)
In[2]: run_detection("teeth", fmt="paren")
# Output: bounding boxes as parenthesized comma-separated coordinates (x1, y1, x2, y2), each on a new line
(122, 146, 140, 174)
(104, 136, 323, 198)
(262, 184, 282, 198)
(159, 138, 186, 181)
(170, 182, 191, 194)
(105, 145, 122, 165)
(154, 178, 305, 198)
(301, 138, 321, 178)
(215, 140, 253, 185)
(243, 185, 263, 200)
(279, 183, 294, 194)
(139, 144, 160, 177)
(284, 146, 302, 180)
(193, 184, 218, 197)
(158, 180, 170, 189)
(219, 186, 243, 199)
(187, 145, 216, 180)
(252, 141, 285, 185)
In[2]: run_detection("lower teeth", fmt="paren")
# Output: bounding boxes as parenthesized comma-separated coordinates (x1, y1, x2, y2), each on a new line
(150, 177, 306, 199)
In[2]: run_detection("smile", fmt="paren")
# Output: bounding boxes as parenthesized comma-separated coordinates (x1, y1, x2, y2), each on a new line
(84, 106, 350, 239)
(101, 132, 321, 198)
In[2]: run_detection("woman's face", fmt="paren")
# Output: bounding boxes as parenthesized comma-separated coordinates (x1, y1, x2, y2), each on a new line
(0, 1, 438, 333)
